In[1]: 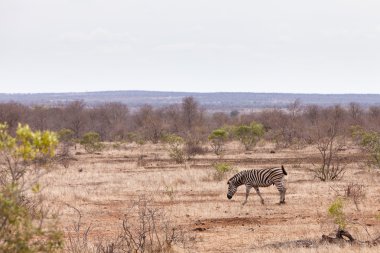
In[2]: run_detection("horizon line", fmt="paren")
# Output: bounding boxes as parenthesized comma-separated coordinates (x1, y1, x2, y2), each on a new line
(1, 89, 380, 96)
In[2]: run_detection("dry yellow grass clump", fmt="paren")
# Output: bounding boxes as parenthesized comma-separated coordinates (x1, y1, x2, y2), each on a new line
(41, 142, 380, 252)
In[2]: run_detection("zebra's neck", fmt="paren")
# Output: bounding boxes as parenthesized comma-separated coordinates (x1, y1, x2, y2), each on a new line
(230, 171, 247, 186)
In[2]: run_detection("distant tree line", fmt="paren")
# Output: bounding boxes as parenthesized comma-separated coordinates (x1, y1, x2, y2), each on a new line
(1, 98, 380, 150)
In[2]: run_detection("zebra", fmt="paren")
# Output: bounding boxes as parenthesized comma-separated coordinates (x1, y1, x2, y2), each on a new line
(226, 165, 287, 205)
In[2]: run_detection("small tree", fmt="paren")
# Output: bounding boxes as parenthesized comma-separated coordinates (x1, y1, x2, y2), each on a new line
(314, 135, 346, 181)
(345, 183, 365, 211)
(0, 123, 63, 252)
(80, 131, 104, 153)
(208, 128, 228, 156)
(234, 122, 265, 150)
(212, 162, 234, 181)
(58, 128, 75, 143)
(57, 128, 75, 155)
(324, 197, 355, 242)
(0, 123, 58, 186)
(328, 197, 347, 230)
(312, 107, 346, 181)
(164, 134, 185, 164)
(351, 126, 380, 169)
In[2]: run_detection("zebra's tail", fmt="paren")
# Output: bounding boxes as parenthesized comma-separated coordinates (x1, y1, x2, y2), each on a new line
(281, 165, 287, 175)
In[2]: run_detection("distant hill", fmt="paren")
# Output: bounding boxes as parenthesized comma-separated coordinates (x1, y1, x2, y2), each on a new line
(1, 90, 380, 111)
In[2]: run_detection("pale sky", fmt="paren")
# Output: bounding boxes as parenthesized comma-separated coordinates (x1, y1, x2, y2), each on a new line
(1, 0, 380, 94)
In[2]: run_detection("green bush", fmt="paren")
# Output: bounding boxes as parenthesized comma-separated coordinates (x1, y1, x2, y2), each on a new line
(376, 212, 380, 221)
(351, 126, 380, 169)
(0, 123, 63, 252)
(57, 128, 75, 143)
(80, 131, 104, 153)
(0, 185, 63, 252)
(127, 132, 146, 145)
(328, 197, 346, 230)
(163, 134, 185, 163)
(0, 123, 58, 184)
(208, 128, 228, 155)
(234, 122, 265, 150)
(213, 162, 234, 181)
(57, 128, 75, 156)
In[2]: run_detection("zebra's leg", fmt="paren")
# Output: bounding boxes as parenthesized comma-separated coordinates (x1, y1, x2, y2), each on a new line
(254, 187, 265, 205)
(275, 182, 286, 204)
(242, 185, 252, 205)
(283, 187, 287, 203)
(281, 179, 287, 203)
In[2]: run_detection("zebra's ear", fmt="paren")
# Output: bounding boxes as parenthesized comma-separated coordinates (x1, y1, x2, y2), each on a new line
(227, 180, 230, 185)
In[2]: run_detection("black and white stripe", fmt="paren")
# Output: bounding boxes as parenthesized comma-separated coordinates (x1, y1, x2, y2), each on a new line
(227, 165, 287, 205)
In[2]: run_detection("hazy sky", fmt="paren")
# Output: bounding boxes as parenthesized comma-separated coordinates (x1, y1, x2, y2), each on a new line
(1, 0, 380, 94)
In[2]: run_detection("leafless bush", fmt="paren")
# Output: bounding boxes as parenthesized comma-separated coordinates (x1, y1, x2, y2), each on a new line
(325, 185, 377, 245)
(162, 185, 177, 202)
(62, 100, 88, 139)
(55, 128, 76, 167)
(133, 105, 164, 144)
(314, 136, 346, 181)
(94, 195, 195, 253)
(312, 106, 347, 181)
(0, 102, 29, 132)
(329, 182, 366, 212)
(183, 141, 207, 159)
(181, 97, 200, 131)
(65, 205, 94, 253)
(345, 183, 365, 211)
(95, 243, 118, 253)
(90, 102, 129, 141)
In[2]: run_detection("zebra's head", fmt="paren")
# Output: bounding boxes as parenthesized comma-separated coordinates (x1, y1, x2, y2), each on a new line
(227, 180, 237, 199)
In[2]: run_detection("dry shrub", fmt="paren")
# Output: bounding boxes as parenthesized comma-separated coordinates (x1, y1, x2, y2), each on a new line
(183, 141, 207, 159)
(137, 154, 148, 167)
(163, 185, 177, 201)
(80, 132, 105, 154)
(94, 195, 195, 253)
(65, 205, 93, 253)
(321, 195, 380, 247)
(65, 196, 196, 253)
(164, 134, 185, 164)
(313, 134, 346, 181)
(305, 105, 348, 181)
(329, 183, 366, 211)
(345, 183, 365, 211)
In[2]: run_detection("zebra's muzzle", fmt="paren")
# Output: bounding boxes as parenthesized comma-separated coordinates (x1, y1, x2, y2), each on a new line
(227, 194, 232, 199)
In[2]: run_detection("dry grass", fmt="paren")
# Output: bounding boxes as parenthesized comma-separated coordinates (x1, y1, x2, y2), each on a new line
(40, 142, 380, 252)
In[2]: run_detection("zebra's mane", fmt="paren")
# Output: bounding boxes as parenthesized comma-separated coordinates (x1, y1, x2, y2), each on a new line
(227, 170, 247, 184)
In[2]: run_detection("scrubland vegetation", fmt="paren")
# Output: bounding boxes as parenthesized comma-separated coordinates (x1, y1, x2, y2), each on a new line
(1, 97, 380, 252)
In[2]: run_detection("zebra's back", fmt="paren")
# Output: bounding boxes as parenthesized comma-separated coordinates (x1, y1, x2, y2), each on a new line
(243, 167, 286, 187)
